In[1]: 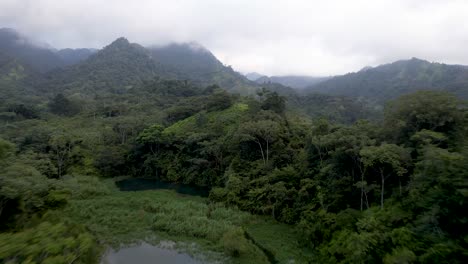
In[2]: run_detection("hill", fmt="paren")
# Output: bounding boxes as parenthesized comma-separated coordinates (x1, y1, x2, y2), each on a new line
(256, 75, 330, 89)
(148, 43, 257, 94)
(245, 72, 266, 81)
(43, 37, 175, 95)
(56, 48, 98, 66)
(42, 39, 259, 96)
(0, 28, 64, 72)
(305, 58, 468, 102)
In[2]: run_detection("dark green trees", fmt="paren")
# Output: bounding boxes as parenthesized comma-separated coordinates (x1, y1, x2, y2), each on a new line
(257, 88, 286, 114)
(48, 94, 80, 116)
(360, 144, 410, 209)
(238, 120, 281, 165)
(384, 91, 466, 145)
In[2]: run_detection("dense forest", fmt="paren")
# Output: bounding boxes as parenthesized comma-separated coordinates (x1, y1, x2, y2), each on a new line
(0, 28, 467, 263)
(304, 58, 468, 103)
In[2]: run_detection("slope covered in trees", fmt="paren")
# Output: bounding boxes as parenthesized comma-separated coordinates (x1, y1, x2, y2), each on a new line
(0, 28, 64, 72)
(0, 28, 467, 263)
(306, 58, 468, 102)
(149, 43, 256, 94)
(42, 37, 175, 95)
(56, 48, 97, 66)
(255, 75, 330, 89)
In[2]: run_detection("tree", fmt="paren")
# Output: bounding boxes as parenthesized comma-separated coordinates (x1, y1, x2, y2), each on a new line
(48, 94, 80, 116)
(48, 133, 79, 178)
(408, 145, 467, 246)
(258, 88, 286, 114)
(384, 91, 465, 145)
(0, 138, 14, 162)
(310, 121, 376, 210)
(360, 144, 410, 209)
(7, 104, 39, 119)
(238, 120, 281, 165)
(137, 124, 165, 154)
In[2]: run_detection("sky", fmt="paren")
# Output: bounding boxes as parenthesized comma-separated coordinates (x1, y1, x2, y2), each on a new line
(1, 0, 468, 76)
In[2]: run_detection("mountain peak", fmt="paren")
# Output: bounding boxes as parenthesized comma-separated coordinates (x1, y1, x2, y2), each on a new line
(306, 58, 468, 102)
(98, 37, 147, 56)
(108, 37, 131, 48)
(407, 57, 431, 64)
(359, 66, 373, 72)
(245, 72, 266, 81)
(409, 57, 425, 62)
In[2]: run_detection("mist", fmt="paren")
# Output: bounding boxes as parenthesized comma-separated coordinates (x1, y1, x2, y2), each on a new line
(1, 0, 468, 75)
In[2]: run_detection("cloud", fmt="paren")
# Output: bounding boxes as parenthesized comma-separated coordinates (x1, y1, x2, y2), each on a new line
(1, 0, 467, 75)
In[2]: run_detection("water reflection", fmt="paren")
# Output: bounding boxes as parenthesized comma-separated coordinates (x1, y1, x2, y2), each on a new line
(115, 178, 209, 197)
(102, 242, 202, 264)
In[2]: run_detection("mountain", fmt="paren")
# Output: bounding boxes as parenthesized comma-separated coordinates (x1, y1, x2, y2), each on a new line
(56, 48, 98, 66)
(1, 28, 260, 95)
(43, 37, 177, 94)
(44, 39, 260, 95)
(245, 72, 266, 81)
(0, 28, 64, 72)
(0, 51, 45, 105)
(148, 43, 257, 94)
(256, 75, 330, 89)
(244, 71, 330, 89)
(149, 42, 222, 76)
(305, 58, 468, 102)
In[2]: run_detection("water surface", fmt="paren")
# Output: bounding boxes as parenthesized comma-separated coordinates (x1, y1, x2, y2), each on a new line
(115, 178, 209, 197)
(102, 242, 202, 264)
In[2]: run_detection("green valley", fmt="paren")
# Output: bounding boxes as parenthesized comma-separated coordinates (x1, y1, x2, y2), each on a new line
(0, 26, 467, 264)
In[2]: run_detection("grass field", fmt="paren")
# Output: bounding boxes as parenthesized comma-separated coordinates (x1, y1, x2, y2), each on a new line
(60, 177, 312, 263)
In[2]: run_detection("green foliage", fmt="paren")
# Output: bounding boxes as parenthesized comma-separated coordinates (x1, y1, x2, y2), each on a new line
(307, 58, 468, 103)
(48, 93, 80, 116)
(63, 184, 308, 263)
(384, 91, 466, 145)
(221, 227, 268, 262)
(1, 38, 467, 264)
(0, 163, 53, 230)
(0, 137, 14, 161)
(245, 217, 314, 263)
(6, 103, 39, 119)
(291, 93, 379, 124)
(0, 221, 98, 264)
(257, 88, 286, 114)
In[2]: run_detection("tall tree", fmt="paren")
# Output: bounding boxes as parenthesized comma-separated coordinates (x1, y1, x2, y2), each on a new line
(238, 120, 281, 164)
(360, 144, 410, 208)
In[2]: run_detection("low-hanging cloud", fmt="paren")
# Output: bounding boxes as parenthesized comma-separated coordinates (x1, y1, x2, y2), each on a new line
(1, 0, 467, 76)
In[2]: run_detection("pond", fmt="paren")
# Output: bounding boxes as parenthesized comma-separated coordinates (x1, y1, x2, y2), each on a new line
(115, 178, 210, 197)
(102, 242, 202, 264)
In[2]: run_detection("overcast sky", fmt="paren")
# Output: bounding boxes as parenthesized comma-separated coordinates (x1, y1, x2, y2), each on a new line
(1, 0, 468, 76)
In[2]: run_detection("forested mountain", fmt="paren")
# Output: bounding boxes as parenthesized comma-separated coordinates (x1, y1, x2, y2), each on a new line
(149, 43, 257, 94)
(245, 72, 266, 81)
(42, 37, 178, 95)
(1, 28, 368, 123)
(0, 28, 64, 72)
(256, 75, 330, 89)
(0, 28, 257, 95)
(56, 48, 97, 66)
(306, 58, 468, 102)
(1, 28, 467, 264)
(0, 50, 45, 106)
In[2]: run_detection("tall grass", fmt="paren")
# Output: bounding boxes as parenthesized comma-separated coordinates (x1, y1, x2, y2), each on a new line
(63, 184, 268, 263)
(60, 177, 311, 263)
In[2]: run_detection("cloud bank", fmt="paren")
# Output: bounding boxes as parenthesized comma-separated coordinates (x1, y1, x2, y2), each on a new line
(1, 0, 467, 75)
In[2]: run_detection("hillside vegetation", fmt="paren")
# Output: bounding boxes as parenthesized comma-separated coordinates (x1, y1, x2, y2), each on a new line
(1, 28, 467, 263)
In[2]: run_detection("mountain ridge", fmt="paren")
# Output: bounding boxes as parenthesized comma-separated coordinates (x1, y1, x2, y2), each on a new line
(2, 28, 468, 101)
(305, 57, 468, 101)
